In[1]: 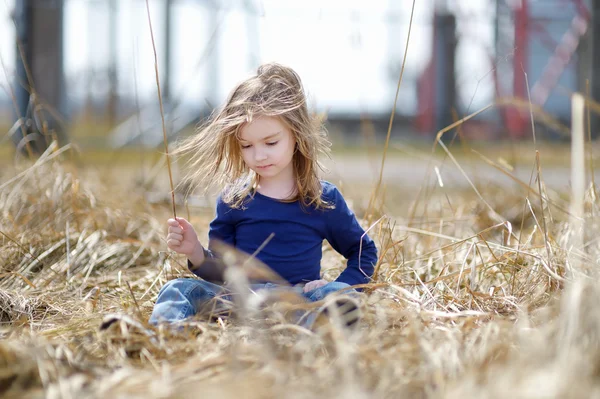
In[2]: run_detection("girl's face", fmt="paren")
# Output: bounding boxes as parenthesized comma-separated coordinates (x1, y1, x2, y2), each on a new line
(238, 116, 297, 183)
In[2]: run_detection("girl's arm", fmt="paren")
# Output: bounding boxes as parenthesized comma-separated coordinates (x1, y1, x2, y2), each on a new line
(188, 195, 236, 282)
(324, 185, 378, 287)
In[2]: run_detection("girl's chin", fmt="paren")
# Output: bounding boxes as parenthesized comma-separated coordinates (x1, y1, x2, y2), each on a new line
(256, 172, 277, 179)
(254, 166, 275, 175)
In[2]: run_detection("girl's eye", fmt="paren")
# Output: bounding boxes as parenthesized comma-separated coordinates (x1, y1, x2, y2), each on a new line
(241, 144, 252, 149)
(266, 141, 278, 146)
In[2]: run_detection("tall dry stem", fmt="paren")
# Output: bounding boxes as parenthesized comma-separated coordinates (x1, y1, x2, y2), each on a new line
(367, 0, 416, 223)
(145, 0, 177, 219)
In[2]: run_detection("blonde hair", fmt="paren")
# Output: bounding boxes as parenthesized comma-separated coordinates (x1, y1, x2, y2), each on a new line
(175, 62, 331, 209)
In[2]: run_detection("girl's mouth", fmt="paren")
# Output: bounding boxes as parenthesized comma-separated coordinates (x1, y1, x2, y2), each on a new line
(257, 164, 273, 169)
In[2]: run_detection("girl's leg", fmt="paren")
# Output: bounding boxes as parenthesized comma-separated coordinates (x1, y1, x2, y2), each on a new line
(302, 282, 360, 329)
(149, 278, 227, 325)
(302, 281, 352, 302)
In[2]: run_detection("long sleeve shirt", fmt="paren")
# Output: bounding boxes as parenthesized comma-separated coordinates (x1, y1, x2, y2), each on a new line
(189, 181, 378, 286)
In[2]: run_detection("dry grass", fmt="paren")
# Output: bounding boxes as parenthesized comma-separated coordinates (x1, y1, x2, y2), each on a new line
(1, 141, 600, 399)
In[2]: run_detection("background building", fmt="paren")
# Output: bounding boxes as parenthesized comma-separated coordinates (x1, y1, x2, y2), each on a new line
(0, 0, 595, 151)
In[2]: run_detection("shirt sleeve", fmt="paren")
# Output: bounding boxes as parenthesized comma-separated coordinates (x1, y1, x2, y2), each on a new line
(324, 185, 377, 286)
(207, 195, 236, 250)
(188, 195, 236, 282)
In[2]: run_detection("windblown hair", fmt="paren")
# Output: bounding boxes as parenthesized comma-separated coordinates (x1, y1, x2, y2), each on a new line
(175, 62, 331, 209)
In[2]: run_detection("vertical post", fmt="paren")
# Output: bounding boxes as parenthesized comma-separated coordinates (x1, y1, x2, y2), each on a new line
(507, 0, 529, 139)
(12, 0, 67, 152)
(433, 11, 457, 133)
(591, 0, 600, 137)
(494, 0, 510, 139)
(13, 0, 30, 139)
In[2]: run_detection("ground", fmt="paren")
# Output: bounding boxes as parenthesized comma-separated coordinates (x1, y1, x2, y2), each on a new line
(0, 140, 599, 398)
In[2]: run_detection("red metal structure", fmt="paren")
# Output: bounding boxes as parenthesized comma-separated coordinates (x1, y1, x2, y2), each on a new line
(499, 0, 591, 138)
(416, 0, 592, 139)
(507, 0, 529, 138)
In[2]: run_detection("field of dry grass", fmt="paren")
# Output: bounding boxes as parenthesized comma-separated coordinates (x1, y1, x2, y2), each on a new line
(1, 139, 600, 399)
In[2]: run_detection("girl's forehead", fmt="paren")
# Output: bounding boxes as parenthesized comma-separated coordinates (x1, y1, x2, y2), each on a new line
(238, 116, 290, 140)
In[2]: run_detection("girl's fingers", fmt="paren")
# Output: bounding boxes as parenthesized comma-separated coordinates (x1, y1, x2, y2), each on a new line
(175, 217, 192, 229)
(166, 239, 180, 248)
(168, 218, 196, 237)
(168, 232, 183, 241)
(168, 226, 183, 235)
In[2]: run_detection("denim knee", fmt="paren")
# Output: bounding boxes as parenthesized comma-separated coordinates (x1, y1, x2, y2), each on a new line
(150, 278, 223, 325)
(304, 281, 352, 302)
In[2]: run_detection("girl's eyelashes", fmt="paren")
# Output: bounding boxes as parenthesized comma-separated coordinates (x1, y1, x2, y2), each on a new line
(240, 141, 278, 149)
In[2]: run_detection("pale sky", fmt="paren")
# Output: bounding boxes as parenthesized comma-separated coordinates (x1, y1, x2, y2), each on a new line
(0, 0, 496, 117)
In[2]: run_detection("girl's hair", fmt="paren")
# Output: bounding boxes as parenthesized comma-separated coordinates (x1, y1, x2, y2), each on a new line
(175, 62, 331, 210)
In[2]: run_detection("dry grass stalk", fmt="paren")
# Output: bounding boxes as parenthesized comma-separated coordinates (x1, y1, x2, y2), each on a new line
(569, 93, 585, 276)
(144, 0, 177, 219)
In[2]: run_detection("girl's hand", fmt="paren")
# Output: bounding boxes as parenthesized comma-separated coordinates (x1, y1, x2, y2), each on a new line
(303, 279, 328, 293)
(166, 217, 201, 256)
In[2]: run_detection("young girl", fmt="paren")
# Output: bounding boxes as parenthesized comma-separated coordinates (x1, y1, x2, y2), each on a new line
(150, 63, 378, 327)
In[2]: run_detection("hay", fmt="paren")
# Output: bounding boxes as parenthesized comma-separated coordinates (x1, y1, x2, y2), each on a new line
(1, 145, 599, 398)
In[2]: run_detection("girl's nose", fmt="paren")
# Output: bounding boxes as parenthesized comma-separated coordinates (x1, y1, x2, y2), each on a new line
(255, 148, 267, 161)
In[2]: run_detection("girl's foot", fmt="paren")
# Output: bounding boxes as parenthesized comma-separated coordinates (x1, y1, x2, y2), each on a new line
(311, 295, 362, 331)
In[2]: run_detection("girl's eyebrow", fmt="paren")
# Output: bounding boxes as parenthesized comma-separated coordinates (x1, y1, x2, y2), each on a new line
(239, 132, 281, 142)
(263, 132, 281, 140)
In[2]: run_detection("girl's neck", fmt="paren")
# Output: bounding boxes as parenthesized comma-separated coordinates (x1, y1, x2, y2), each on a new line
(256, 175, 297, 200)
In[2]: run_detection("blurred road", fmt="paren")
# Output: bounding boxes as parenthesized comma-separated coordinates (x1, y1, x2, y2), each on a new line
(324, 153, 595, 193)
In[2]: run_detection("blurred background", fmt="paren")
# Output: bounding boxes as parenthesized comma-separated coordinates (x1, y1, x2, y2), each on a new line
(0, 0, 596, 164)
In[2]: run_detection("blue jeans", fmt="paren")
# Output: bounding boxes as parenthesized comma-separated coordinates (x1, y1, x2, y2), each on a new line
(149, 278, 352, 326)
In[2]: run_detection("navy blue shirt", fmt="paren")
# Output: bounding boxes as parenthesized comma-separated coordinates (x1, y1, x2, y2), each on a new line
(192, 181, 377, 286)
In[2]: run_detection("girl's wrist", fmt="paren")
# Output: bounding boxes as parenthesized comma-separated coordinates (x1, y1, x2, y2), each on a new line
(188, 241, 205, 267)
